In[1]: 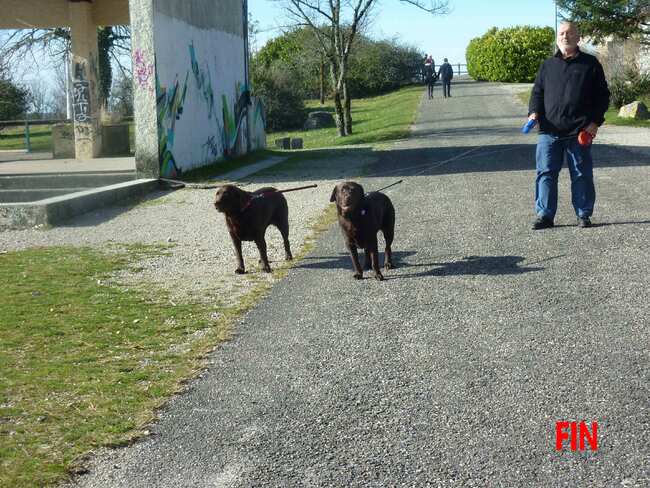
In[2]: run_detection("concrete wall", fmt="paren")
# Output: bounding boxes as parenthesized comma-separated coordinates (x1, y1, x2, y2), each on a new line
(130, 0, 160, 178)
(148, 0, 265, 178)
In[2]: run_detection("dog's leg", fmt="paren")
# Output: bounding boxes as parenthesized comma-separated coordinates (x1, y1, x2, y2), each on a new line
(230, 234, 245, 274)
(383, 205, 396, 270)
(348, 245, 364, 279)
(254, 235, 272, 273)
(369, 236, 385, 281)
(383, 228, 395, 270)
(275, 221, 293, 261)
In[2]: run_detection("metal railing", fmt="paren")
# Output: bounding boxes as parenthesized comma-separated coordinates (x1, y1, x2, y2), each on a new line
(0, 116, 134, 152)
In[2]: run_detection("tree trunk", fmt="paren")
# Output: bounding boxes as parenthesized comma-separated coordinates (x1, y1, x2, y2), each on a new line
(320, 55, 325, 105)
(342, 80, 352, 135)
(329, 60, 346, 136)
(333, 90, 346, 137)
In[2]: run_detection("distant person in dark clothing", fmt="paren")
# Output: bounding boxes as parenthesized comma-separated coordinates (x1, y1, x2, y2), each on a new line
(438, 58, 453, 98)
(424, 55, 436, 99)
(528, 21, 610, 230)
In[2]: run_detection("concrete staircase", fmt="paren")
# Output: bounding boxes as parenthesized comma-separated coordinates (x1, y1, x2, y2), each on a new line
(0, 170, 159, 228)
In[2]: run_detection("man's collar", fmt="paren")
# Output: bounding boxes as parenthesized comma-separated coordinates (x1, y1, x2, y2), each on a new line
(555, 47, 581, 60)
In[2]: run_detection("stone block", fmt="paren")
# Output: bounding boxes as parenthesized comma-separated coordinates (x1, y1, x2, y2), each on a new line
(303, 111, 335, 130)
(274, 137, 290, 149)
(52, 124, 75, 159)
(618, 101, 649, 120)
(101, 123, 131, 156)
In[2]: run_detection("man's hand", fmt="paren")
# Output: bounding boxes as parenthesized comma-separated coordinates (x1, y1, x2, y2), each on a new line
(529, 113, 538, 121)
(584, 122, 599, 136)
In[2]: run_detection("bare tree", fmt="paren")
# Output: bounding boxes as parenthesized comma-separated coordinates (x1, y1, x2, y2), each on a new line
(276, 0, 450, 136)
(0, 27, 132, 110)
(27, 79, 57, 117)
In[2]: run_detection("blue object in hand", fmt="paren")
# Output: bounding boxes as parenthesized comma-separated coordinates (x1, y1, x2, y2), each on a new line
(522, 118, 537, 134)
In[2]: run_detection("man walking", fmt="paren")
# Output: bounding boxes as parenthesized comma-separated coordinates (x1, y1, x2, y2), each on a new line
(438, 58, 453, 98)
(424, 55, 436, 99)
(528, 21, 610, 229)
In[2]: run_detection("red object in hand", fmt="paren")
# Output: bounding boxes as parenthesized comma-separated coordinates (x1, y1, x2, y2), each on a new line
(578, 130, 594, 146)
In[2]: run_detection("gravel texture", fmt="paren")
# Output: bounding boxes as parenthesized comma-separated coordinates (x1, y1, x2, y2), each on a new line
(15, 79, 650, 487)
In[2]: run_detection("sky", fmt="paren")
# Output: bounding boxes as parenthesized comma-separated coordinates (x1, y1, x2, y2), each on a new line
(248, 0, 559, 65)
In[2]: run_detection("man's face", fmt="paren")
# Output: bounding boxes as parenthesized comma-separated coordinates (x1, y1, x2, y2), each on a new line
(557, 23, 580, 54)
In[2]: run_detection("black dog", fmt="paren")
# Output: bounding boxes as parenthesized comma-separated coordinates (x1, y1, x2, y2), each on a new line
(330, 181, 395, 281)
(214, 184, 292, 274)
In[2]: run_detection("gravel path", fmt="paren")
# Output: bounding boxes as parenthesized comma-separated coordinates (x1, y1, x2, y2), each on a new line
(22, 79, 650, 487)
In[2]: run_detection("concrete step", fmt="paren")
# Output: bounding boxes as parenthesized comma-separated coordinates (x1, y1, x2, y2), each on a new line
(0, 179, 161, 229)
(0, 171, 136, 189)
(0, 188, 91, 203)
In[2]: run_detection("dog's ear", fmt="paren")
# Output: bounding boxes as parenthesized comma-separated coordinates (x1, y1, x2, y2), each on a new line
(329, 186, 338, 203)
(356, 184, 365, 196)
(236, 188, 248, 211)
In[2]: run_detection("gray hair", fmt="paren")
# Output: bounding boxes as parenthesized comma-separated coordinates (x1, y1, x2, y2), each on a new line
(559, 21, 580, 36)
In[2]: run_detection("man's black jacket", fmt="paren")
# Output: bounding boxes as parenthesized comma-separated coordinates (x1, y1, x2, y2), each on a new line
(529, 49, 610, 136)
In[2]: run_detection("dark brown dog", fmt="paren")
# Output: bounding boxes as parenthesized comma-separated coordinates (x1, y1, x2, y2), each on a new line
(214, 184, 292, 274)
(330, 181, 395, 281)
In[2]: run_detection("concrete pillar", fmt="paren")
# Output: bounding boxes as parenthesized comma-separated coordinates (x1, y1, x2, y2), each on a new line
(129, 0, 159, 179)
(69, 0, 102, 159)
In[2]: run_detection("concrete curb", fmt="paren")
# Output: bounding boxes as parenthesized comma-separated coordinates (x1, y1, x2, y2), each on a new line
(0, 178, 159, 229)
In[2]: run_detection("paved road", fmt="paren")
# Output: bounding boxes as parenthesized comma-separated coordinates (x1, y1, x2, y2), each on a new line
(70, 80, 650, 487)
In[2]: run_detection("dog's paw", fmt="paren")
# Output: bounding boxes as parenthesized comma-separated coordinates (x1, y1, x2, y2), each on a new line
(235, 267, 246, 274)
(353, 273, 363, 280)
(374, 272, 385, 281)
(285, 254, 293, 261)
(262, 265, 272, 273)
(385, 262, 394, 270)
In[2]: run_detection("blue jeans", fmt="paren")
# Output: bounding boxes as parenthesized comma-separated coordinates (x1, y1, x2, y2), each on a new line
(535, 133, 595, 220)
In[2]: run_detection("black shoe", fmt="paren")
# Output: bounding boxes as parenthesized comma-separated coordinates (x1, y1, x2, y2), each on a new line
(532, 216, 554, 230)
(577, 217, 592, 228)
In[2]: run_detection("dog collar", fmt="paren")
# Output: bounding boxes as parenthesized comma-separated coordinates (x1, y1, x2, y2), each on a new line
(241, 191, 277, 212)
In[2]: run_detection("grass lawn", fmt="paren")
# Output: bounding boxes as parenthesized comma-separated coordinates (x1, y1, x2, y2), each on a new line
(0, 245, 269, 487)
(0, 123, 137, 154)
(270, 85, 423, 149)
(516, 88, 650, 128)
(0, 124, 54, 152)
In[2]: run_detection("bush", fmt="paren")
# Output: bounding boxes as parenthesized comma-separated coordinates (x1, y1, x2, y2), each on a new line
(347, 39, 423, 97)
(250, 61, 306, 131)
(254, 28, 323, 98)
(609, 69, 650, 108)
(466, 26, 555, 83)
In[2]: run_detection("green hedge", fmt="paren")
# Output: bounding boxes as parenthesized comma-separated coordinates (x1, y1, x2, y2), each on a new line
(466, 26, 555, 83)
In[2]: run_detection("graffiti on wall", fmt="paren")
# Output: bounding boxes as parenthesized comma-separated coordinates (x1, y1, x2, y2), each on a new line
(72, 81, 91, 123)
(134, 49, 155, 91)
(249, 96, 266, 149)
(189, 42, 216, 120)
(154, 41, 266, 177)
(156, 72, 189, 178)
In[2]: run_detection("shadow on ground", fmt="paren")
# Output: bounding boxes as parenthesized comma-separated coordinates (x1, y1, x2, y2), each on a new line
(299, 251, 546, 278)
